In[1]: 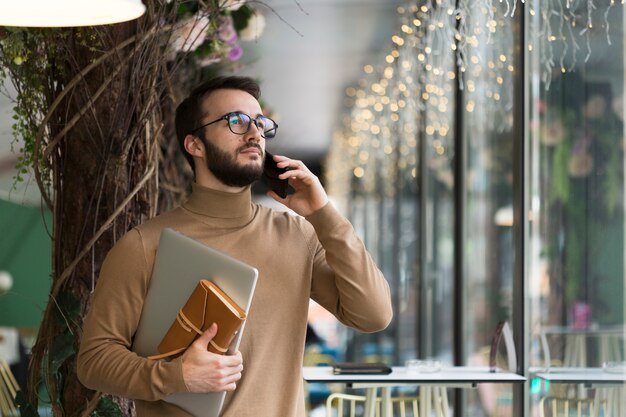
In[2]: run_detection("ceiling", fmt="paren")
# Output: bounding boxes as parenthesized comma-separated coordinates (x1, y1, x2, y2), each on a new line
(0, 0, 404, 200)
(236, 0, 404, 164)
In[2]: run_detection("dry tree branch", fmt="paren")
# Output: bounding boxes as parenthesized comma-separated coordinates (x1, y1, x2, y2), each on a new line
(79, 392, 103, 417)
(31, 35, 137, 209)
(247, 0, 306, 37)
(40, 24, 168, 159)
(32, 23, 171, 210)
(50, 160, 157, 298)
(42, 53, 138, 160)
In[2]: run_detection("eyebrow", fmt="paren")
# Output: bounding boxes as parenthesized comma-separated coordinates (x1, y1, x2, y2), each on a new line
(223, 110, 264, 118)
(233, 110, 265, 118)
(198, 110, 265, 125)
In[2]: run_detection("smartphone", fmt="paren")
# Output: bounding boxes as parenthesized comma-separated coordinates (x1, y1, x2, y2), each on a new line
(332, 362, 392, 375)
(262, 152, 289, 198)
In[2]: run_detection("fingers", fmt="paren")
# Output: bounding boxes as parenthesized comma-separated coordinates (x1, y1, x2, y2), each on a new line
(269, 154, 329, 216)
(221, 350, 243, 367)
(275, 156, 309, 173)
(193, 323, 218, 348)
(211, 355, 243, 391)
(221, 370, 242, 391)
(182, 348, 244, 393)
(278, 168, 308, 182)
(272, 154, 314, 182)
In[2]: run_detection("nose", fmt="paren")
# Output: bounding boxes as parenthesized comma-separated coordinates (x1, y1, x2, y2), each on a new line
(246, 120, 263, 142)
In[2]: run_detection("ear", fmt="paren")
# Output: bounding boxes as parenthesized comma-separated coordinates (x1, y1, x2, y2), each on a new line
(184, 134, 205, 158)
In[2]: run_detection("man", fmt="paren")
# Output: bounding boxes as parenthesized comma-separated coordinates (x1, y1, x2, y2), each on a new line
(77, 76, 393, 417)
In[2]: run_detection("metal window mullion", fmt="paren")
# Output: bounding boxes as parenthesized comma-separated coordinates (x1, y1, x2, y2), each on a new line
(513, 3, 529, 417)
(452, 5, 467, 415)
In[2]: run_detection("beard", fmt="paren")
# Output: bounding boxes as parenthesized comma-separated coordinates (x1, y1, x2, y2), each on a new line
(200, 136, 264, 187)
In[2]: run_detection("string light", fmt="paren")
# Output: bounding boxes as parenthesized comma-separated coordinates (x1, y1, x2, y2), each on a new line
(327, 0, 620, 208)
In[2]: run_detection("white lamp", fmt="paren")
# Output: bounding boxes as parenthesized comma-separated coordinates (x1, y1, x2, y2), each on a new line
(0, 0, 146, 27)
(0, 270, 13, 295)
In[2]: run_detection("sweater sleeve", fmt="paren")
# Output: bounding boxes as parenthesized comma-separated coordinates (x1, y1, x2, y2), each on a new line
(76, 229, 188, 401)
(305, 202, 393, 332)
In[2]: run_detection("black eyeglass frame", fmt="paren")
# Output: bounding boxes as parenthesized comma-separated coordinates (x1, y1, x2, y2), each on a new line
(191, 112, 278, 139)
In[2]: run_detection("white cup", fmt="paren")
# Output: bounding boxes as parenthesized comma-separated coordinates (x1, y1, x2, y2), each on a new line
(405, 359, 442, 373)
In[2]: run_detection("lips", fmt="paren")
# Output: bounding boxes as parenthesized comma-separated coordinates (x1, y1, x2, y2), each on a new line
(239, 145, 262, 156)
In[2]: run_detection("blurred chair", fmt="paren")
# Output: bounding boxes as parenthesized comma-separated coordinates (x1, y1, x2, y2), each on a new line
(539, 326, 624, 370)
(304, 348, 338, 413)
(473, 321, 517, 417)
(325, 392, 421, 417)
(326, 393, 377, 417)
(304, 351, 336, 367)
(539, 396, 600, 417)
(0, 357, 19, 417)
(391, 396, 420, 417)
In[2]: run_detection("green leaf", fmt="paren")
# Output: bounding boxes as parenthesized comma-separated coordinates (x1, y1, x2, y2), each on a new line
(53, 291, 81, 325)
(550, 142, 570, 204)
(50, 332, 75, 375)
(232, 5, 254, 32)
(92, 396, 124, 417)
(177, 3, 191, 16)
(15, 390, 41, 417)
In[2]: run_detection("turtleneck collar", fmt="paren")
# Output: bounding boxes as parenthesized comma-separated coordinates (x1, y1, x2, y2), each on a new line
(182, 183, 253, 221)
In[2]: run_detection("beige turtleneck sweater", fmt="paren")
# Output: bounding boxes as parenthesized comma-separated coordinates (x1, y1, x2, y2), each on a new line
(77, 183, 392, 417)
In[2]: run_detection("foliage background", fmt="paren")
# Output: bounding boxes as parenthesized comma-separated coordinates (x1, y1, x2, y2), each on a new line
(0, 1, 265, 415)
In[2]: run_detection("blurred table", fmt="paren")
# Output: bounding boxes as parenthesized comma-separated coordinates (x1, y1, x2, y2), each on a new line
(539, 325, 625, 368)
(303, 366, 525, 417)
(534, 367, 626, 417)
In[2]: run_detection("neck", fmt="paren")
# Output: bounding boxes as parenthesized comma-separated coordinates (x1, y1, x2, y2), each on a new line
(183, 182, 253, 222)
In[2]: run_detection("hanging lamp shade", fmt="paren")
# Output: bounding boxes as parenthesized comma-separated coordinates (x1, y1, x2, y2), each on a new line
(0, 0, 146, 27)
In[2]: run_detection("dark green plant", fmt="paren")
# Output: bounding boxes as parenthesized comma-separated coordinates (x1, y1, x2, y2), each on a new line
(0, 2, 262, 416)
(540, 76, 624, 311)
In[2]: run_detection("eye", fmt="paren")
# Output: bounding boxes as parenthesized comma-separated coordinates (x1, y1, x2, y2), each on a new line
(259, 116, 274, 130)
(228, 113, 249, 126)
(257, 117, 268, 130)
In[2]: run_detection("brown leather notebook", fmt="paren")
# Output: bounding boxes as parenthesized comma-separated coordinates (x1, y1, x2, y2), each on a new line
(150, 280, 246, 359)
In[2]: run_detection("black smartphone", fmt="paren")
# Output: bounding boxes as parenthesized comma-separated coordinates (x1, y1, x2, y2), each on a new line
(332, 362, 392, 375)
(262, 152, 289, 198)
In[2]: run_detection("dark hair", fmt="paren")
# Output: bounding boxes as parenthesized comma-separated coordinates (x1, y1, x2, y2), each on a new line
(175, 76, 261, 171)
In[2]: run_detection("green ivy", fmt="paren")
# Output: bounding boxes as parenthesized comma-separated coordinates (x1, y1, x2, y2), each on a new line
(232, 6, 254, 31)
(91, 397, 124, 417)
(15, 391, 41, 417)
(550, 141, 570, 204)
(1, 28, 58, 191)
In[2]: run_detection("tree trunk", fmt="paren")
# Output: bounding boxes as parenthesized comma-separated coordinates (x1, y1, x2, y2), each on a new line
(25, 13, 190, 416)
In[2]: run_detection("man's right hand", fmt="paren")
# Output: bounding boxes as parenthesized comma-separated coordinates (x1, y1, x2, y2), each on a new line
(181, 323, 243, 393)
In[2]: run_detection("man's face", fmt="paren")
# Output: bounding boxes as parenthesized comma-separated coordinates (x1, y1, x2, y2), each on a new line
(196, 89, 266, 187)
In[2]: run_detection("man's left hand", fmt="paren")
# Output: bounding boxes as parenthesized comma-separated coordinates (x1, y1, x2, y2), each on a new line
(267, 154, 329, 217)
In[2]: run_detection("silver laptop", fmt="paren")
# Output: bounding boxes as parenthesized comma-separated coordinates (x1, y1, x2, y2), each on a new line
(132, 228, 258, 417)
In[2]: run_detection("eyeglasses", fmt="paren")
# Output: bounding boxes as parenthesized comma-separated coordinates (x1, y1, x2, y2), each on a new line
(192, 111, 278, 139)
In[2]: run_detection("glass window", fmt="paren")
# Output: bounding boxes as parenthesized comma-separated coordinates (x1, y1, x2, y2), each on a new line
(461, 2, 517, 415)
(527, 0, 626, 413)
(326, 2, 626, 416)
(416, 3, 457, 365)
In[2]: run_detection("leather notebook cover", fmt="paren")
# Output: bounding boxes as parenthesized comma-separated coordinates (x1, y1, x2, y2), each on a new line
(332, 362, 392, 375)
(156, 280, 246, 358)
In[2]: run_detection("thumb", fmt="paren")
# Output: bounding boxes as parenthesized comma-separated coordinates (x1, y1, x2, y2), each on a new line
(194, 323, 218, 348)
(266, 190, 284, 202)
